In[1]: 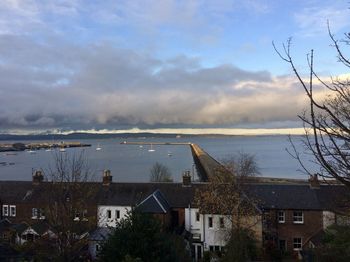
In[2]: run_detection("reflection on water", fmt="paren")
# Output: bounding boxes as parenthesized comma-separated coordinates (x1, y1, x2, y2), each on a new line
(0, 136, 316, 182)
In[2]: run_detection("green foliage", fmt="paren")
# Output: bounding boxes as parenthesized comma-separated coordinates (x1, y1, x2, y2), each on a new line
(314, 225, 350, 262)
(99, 211, 190, 262)
(221, 228, 258, 262)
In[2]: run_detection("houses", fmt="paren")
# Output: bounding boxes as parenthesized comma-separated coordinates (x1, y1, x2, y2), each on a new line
(0, 170, 349, 260)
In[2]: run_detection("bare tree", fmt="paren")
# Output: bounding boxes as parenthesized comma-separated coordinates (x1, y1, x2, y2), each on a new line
(38, 151, 98, 261)
(149, 162, 173, 182)
(195, 153, 261, 261)
(273, 25, 350, 188)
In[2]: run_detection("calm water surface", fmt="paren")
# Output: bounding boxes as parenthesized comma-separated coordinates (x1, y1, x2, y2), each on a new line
(0, 136, 316, 182)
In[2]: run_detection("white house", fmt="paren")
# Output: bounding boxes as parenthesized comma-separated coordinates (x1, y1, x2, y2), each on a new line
(97, 205, 131, 227)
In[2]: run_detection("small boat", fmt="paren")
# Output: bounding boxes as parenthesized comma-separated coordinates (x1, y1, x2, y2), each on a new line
(148, 144, 155, 152)
(167, 152, 172, 157)
(27, 149, 36, 154)
(5, 152, 17, 156)
(139, 145, 143, 148)
(59, 147, 66, 153)
(96, 144, 102, 151)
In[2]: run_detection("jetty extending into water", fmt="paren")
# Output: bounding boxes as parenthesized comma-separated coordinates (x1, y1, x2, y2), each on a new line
(121, 141, 228, 182)
(0, 142, 91, 152)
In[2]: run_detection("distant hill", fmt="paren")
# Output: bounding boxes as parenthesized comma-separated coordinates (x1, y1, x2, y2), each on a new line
(0, 132, 195, 141)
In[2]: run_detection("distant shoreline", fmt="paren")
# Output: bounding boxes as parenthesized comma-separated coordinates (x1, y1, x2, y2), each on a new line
(0, 132, 305, 141)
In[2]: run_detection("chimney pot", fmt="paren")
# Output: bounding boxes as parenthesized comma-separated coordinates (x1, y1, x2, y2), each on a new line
(309, 173, 320, 189)
(182, 171, 191, 187)
(32, 170, 44, 185)
(103, 169, 112, 186)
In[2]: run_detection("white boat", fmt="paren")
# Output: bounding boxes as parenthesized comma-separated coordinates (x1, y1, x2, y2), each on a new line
(167, 152, 172, 157)
(148, 144, 155, 152)
(27, 146, 36, 154)
(96, 144, 102, 151)
(59, 147, 66, 153)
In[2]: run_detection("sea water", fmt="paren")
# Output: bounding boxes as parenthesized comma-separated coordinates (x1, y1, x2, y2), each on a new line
(0, 135, 317, 182)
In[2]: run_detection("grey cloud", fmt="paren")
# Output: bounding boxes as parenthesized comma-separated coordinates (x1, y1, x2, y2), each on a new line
(0, 34, 309, 131)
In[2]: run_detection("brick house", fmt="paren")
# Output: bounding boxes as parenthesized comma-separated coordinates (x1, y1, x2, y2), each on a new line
(246, 177, 350, 258)
(0, 171, 349, 260)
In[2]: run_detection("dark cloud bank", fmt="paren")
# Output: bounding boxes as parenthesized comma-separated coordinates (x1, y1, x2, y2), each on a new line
(0, 35, 308, 132)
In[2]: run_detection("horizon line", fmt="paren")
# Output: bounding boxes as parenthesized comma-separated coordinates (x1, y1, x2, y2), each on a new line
(2, 127, 308, 136)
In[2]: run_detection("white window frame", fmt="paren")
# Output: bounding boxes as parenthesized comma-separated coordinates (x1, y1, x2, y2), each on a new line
(32, 208, 38, 219)
(208, 217, 213, 228)
(293, 211, 304, 224)
(278, 210, 285, 223)
(2, 205, 8, 217)
(293, 237, 302, 250)
(9, 205, 16, 217)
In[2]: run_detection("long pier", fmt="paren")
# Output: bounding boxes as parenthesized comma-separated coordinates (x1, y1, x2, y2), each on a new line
(121, 141, 229, 182)
(189, 143, 231, 182)
(121, 141, 191, 145)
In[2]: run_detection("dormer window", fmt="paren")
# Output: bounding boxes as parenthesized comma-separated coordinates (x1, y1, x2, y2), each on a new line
(293, 211, 304, 224)
(107, 210, 111, 219)
(115, 210, 120, 219)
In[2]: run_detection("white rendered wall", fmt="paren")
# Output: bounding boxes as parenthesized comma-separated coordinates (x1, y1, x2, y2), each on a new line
(322, 211, 336, 229)
(98, 205, 131, 227)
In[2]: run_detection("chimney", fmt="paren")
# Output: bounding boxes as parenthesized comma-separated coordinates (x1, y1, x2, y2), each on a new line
(309, 174, 320, 189)
(32, 170, 44, 186)
(182, 171, 191, 187)
(102, 169, 112, 186)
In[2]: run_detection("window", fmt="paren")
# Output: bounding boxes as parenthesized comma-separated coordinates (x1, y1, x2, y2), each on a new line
(74, 212, 80, 221)
(278, 211, 285, 223)
(115, 210, 120, 219)
(293, 211, 304, 224)
(208, 217, 213, 228)
(279, 239, 286, 251)
(2, 205, 8, 217)
(196, 212, 200, 222)
(293, 238, 302, 250)
(32, 208, 38, 219)
(219, 217, 225, 228)
(107, 210, 111, 219)
(9, 205, 16, 217)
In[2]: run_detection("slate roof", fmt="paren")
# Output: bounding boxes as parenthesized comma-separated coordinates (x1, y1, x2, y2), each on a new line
(0, 219, 12, 234)
(136, 189, 170, 213)
(246, 184, 349, 211)
(96, 182, 204, 208)
(0, 181, 34, 203)
(31, 221, 52, 235)
(89, 227, 112, 241)
(0, 180, 347, 211)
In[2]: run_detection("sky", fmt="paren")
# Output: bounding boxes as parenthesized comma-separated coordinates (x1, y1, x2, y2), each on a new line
(0, 0, 349, 135)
